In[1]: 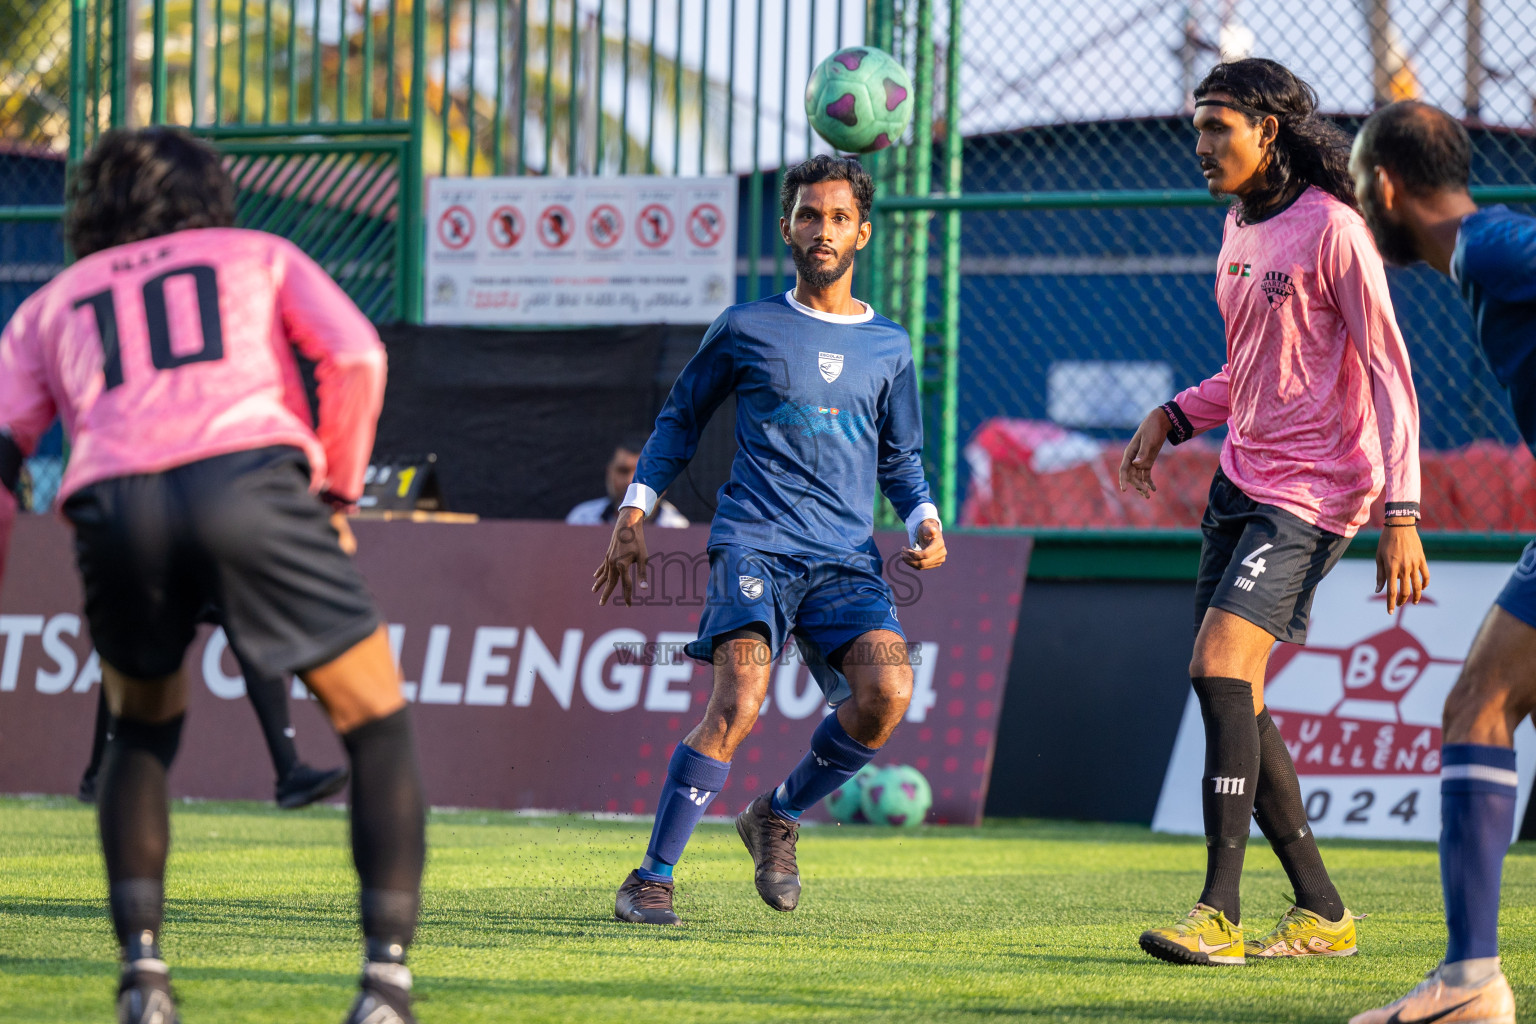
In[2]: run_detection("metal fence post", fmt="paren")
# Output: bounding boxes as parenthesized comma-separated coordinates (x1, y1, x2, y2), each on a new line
(937, 0, 961, 522)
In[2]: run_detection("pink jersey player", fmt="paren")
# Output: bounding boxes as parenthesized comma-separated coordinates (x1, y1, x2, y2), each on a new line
(0, 226, 385, 506)
(0, 127, 422, 1024)
(1127, 60, 1429, 972)
(1166, 186, 1421, 536)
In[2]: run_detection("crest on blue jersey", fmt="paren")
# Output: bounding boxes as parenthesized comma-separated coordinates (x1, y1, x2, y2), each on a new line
(739, 575, 765, 600)
(818, 351, 844, 383)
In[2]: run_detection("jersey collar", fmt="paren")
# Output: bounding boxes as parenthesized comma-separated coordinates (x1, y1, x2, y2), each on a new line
(784, 289, 874, 324)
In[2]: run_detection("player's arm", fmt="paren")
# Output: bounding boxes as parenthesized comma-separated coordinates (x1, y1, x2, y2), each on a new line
(274, 241, 387, 513)
(1327, 222, 1428, 612)
(0, 300, 60, 583)
(877, 354, 944, 570)
(594, 312, 737, 606)
(1118, 368, 1231, 498)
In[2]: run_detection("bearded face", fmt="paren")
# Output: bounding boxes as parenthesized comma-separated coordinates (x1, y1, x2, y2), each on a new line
(789, 235, 856, 289)
(1357, 169, 1424, 267)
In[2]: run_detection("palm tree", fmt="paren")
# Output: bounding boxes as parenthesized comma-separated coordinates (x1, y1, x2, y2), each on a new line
(0, 0, 72, 151)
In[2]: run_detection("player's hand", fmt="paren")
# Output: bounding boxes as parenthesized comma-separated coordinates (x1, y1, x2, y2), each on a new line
(1119, 408, 1172, 499)
(901, 519, 946, 570)
(593, 507, 649, 606)
(1375, 519, 1429, 614)
(331, 511, 358, 555)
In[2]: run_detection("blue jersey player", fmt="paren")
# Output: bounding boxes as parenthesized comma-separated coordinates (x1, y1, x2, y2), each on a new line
(592, 155, 946, 925)
(1346, 102, 1535, 1024)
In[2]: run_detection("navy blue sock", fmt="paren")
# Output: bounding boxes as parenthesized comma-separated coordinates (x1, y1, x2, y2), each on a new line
(770, 712, 877, 820)
(638, 744, 730, 882)
(1441, 743, 1518, 963)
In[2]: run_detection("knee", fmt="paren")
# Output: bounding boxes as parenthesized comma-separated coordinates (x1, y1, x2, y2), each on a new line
(854, 667, 913, 728)
(107, 714, 185, 772)
(103, 664, 187, 724)
(1188, 640, 1213, 680)
(710, 689, 764, 733)
(703, 672, 769, 741)
(1442, 666, 1531, 740)
(1188, 640, 1222, 681)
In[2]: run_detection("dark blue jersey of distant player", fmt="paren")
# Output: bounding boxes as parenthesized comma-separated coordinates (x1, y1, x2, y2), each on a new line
(632, 291, 936, 559)
(1453, 206, 1536, 454)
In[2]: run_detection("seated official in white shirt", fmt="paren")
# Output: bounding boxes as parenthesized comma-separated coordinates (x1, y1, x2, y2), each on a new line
(567, 435, 689, 528)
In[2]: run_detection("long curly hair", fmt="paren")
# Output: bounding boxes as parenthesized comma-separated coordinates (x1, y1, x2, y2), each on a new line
(1194, 59, 1357, 219)
(67, 126, 236, 258)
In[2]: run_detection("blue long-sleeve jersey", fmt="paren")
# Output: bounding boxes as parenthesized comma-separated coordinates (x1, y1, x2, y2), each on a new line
(629, 291, 937, 560)
(1452, 206, 1536, 454)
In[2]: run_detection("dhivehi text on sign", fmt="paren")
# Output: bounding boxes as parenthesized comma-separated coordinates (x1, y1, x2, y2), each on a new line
(425, 176, 737, 325)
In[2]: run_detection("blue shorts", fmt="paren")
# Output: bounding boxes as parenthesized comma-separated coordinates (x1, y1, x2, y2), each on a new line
(683, 544, 905, 707)
(1495, 540, 1536, 630)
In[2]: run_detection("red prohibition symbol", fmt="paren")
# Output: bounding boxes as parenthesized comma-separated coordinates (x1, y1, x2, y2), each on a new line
(587, 204, 624, 248)
(538, 204, 575, 248)
(636, 203, 674, 248)
(686, 203, 725, 248)
(437, 205, 474, 250)
(488, 205, 524, 249)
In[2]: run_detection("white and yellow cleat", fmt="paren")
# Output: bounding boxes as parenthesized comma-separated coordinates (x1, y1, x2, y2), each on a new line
(1348, 964, 1515, 1024)
(1244, 905, 1357, 958)
(1138, 903, 1244, 966)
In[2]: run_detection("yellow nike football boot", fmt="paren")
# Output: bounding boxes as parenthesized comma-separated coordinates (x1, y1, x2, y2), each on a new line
(1138, 904, 1245, 965)
(1244, 905, 1357, 958)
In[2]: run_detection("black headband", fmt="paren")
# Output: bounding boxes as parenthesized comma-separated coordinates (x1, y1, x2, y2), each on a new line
(1195, 98, 1273, 121)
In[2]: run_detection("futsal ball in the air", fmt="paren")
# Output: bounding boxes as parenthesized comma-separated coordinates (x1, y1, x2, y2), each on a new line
(825, 763, 880, 823)
(860, 765, 932, 827)
(805, 46, 914, 153)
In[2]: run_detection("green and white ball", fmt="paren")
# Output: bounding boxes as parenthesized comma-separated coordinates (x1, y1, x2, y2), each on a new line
(825, 763, 880, 823)
(805, 46, 914, 153)
(860, 764, 932, 828)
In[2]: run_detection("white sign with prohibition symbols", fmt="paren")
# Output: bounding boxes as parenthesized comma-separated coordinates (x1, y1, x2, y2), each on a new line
(425, 175, 737, 325)
(1153, 560, 1536, 842)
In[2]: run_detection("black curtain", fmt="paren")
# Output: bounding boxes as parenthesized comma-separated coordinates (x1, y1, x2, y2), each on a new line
(373, 323, 735, 521)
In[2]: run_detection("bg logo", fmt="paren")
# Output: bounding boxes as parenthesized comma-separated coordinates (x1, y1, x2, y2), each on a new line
(1264, 597, 1461, 777)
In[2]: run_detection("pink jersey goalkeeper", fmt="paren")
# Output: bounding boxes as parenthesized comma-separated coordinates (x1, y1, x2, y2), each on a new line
(0, 227, 385, 504)
(1162, 186, 1421, 537)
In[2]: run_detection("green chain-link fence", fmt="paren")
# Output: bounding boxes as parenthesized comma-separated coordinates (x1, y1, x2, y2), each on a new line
(888, 0, 1536, 539)
(5, 0, 1535, 534)
(0, 0, 877, 509)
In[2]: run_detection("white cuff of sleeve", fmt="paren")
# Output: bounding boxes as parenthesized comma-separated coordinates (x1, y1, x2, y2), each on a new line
(905, 502, 940, 546)
(620, 482, 658, 517)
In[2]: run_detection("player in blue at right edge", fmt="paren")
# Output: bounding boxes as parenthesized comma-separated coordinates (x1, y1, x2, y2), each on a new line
(591, 155, 946, 925)
(1347, 102, 1535, 1024)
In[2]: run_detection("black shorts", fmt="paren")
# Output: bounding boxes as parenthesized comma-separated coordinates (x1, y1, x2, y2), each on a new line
(1193, 468, 1351, 645)
(62, 446, 380, 679)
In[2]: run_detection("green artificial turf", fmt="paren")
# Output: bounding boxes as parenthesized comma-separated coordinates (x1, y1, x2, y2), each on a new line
(2, 795, 1533, 1023)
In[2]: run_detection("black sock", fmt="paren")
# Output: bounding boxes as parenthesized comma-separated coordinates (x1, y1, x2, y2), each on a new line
(233, 645, 299, 779)
(98, 714, 183, 958)
(341, 708, 425, 964)
(1254, 709, 1344, 921)
(1191, 676, 1259, 924)
(82, 689, 112, 785)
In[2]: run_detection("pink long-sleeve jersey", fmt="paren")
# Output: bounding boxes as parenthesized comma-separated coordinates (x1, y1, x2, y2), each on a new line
(1165, 187, 1421, 537)
(0, 227, 386, 504)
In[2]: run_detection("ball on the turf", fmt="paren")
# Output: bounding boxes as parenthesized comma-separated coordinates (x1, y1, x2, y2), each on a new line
(860, 764, 932, 827)
(825, 763, 880, 823)
(805, 46, 913, 153)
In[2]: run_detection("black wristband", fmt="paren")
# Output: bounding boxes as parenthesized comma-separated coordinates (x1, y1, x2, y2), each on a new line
(319, 489, 355, 511)
(1160, 401, 1194, 446)
(0, 431, 22, 497)
(1384, 501, 1421, 521)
